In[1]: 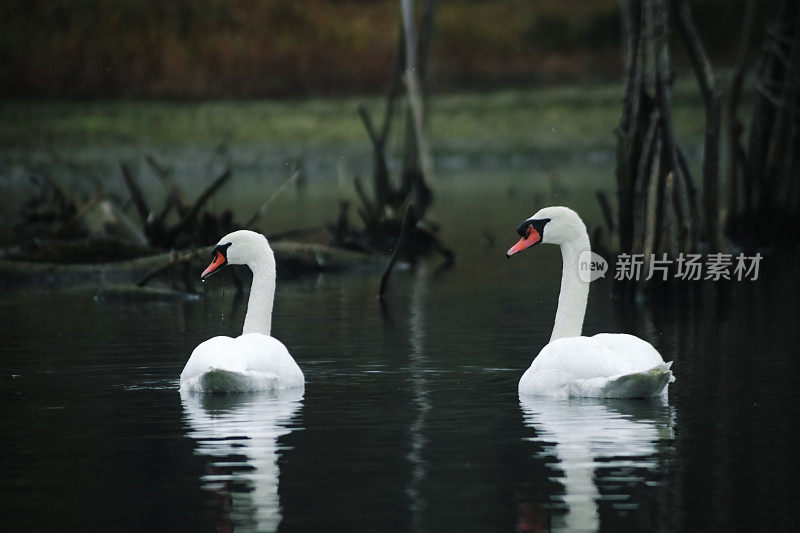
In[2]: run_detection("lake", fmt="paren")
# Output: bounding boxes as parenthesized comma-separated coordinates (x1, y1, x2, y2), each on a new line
(2, 91, 798, 531)
(2, 181, 799, 530)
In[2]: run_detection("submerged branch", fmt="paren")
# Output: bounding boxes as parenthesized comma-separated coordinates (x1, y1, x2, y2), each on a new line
(378, 203, 414, 300)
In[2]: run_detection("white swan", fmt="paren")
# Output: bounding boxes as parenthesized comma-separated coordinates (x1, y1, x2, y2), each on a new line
(506, 206, 674, 398)
(180, 230, 304, 393)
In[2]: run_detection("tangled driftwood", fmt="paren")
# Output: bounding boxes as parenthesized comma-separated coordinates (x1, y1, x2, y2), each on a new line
(329, 0, 453, 281)
(7, 159, 382, 291)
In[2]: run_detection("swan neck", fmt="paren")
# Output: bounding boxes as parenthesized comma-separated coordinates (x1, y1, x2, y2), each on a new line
(242, 245, 276, 336)
(551, 233, 591, 341)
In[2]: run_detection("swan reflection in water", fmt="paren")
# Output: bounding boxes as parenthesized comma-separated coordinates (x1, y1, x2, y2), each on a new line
(180, 389, 303, 532)
(519, 395, 674, 531)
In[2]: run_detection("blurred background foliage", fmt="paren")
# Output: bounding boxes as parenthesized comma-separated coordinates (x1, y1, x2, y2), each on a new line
(1, 0, 750, 99)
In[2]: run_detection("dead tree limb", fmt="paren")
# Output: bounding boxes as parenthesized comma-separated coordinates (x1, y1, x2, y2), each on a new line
(615, 0, 641, 253)
(417, 0, 438, 108)
(659, 172, 678, 257)
(618, 0, 640, 133)
(119, 162, 150, 225)
(726, 0, 757, 222)
(653, 0, 679, 255)
(672, 0, 722, 251)
(166, 167, 232, 243)
(358, 105, 393, 207)
(146, 155, 190, 216)
(353, 175, 380, 228)
(401, 0, 434, 183)
(675, 145, 700, 250)
(378, 203, 414, 300)
(596, 191, 616, 239)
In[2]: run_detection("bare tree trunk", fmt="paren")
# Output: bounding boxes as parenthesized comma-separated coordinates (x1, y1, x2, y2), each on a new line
(672, 0, 722, 251)
(616, 0, 640, 252)
(725, 0, 756, 226)
(360, 27, 406, 210)
(611, 0, 710, 292)
(401, 0, 434, 183)
(653, 0, 679, 256)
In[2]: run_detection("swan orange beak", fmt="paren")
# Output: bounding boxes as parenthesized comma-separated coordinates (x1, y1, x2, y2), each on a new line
(506, 228, 541, 257)
(201, 251, 227, 280)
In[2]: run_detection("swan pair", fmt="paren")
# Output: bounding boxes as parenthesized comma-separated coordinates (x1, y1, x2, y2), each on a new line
(180, 206, 673, 398)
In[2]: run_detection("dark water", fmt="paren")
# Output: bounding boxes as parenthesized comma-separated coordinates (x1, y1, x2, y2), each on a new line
(3, 198, 800, 532)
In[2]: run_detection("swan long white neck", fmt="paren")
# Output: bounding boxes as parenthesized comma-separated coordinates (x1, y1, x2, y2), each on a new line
(242, 244, 276, 336)
(551, 230, 591, 342)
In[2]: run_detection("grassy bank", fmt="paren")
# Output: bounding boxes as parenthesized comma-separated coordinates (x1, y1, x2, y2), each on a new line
(0, 78, 708, 152)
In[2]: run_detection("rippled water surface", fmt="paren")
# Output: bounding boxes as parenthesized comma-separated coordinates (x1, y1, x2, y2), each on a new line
(3, 187, 800, 531)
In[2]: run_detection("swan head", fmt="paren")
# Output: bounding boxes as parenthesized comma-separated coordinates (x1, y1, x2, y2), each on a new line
(506, 206, 587, 257)
(201, 230, 270, 280)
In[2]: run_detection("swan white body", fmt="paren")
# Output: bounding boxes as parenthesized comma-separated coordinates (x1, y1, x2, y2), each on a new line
(180, 230, 304, 393)
(507, 206, 673, 398)
(519, 334, 673, 398)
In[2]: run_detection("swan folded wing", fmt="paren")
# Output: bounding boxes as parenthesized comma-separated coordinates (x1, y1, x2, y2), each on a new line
(180, 334, 304, 392)
(181, 336, 243, 381)
(590, 333, 665, 374)
(190, 368, 281, 393)
(527, 337, 619, 380)
(531, 334, 665, 379)
(599, 364, 673, 397)
(520, 334, 672, 397)
(236, 333, 304, 387)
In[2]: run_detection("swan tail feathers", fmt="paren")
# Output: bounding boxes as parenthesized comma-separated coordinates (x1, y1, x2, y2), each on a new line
(597, 363, 674, 398)
(180, 367, 280, 393)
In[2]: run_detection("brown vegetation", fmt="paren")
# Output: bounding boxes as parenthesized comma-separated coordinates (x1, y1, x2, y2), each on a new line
(1, 0, 749, 98)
